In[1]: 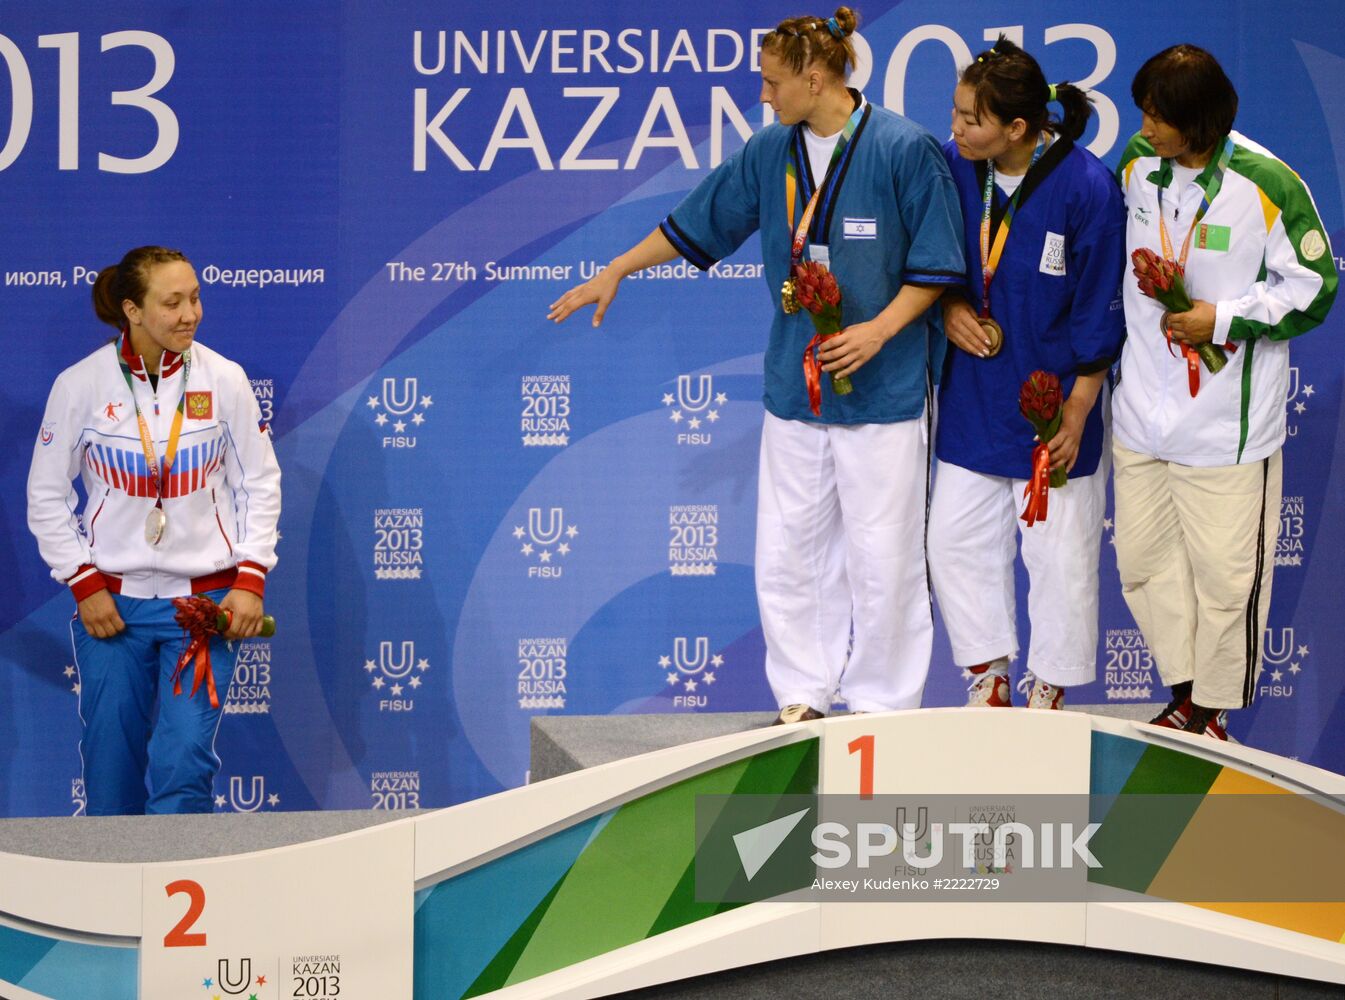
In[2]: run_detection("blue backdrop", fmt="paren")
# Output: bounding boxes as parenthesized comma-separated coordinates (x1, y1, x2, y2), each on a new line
(3, 1, 1342, 816)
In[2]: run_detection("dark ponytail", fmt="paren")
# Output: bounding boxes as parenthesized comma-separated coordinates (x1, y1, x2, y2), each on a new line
(1052, 82, 1091, 142)
(90, 246, 190, 330)
(961, 35, 1094, 141)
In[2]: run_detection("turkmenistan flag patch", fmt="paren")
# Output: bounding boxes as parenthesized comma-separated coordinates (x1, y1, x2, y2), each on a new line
(1196, 223, 1231, 252)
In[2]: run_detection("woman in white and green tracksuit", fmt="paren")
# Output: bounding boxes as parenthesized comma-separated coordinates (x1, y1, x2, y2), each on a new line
(1113, 45, 1337, 738)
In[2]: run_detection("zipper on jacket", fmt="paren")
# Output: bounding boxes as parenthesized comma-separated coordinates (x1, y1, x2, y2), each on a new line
(212, 488, 234, 556)
(87, 489, 110, 548)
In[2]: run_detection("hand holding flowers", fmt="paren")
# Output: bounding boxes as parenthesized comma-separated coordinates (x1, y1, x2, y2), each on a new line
(1131, 248, 1230, 383)
(785, 260, 854, 415)
(1018, 370, 1068, 526)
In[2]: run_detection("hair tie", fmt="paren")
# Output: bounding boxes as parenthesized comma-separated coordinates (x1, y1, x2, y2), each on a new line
(1047, 83, 1058, 102)
(825, 16, 843, 38)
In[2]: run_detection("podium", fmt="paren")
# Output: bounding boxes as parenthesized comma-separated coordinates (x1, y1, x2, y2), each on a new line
(2, 710, 1343, 999)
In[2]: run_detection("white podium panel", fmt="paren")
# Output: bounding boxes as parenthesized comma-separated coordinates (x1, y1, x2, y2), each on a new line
(140, 821, 414, 1000)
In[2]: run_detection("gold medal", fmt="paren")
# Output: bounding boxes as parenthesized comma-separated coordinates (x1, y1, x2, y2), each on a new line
(144, 505, 167, 546)
(978, 316, 1004, 357)
(781, 278, 799, 314)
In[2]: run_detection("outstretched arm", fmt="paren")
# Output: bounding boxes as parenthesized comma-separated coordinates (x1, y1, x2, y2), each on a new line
(547, 228, 679, 327)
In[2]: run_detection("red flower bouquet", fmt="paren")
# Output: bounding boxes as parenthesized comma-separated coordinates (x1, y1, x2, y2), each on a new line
(785, 259, 853, 415)
(1131, 248, 1228, 376)
(1018, 370, 1067, 526)
(171, 594, 276, 709)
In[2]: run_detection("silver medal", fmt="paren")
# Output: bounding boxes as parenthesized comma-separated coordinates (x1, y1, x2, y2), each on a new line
(144, 506, 167, 546)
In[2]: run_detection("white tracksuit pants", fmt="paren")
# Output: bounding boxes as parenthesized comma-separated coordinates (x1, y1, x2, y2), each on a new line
(756, 411, 932, 713)
(928, 458, 1107, 688)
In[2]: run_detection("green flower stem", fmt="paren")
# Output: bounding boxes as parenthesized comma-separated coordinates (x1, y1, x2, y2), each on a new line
(814, 312, 853, 397)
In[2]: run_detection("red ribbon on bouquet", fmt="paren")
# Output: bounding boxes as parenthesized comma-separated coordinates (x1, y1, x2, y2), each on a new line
(803, 331, 841, 417)
(1162, 313, 1236, 398)
(171, 595, 228, 709)
(1020, 443, 1052, 527)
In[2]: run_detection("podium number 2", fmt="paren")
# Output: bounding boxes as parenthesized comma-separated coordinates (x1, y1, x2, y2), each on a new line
(164, 880, 206, 947)
(848, 734, 874, 799)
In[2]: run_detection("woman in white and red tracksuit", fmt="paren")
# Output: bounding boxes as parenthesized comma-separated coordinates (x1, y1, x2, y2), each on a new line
(27, 246, 281, 814)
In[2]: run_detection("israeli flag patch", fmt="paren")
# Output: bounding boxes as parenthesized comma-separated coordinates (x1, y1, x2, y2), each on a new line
(844, 217, 877, 239)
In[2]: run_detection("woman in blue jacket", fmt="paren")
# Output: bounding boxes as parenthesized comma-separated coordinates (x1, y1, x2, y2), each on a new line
(930, 38, 1125, 711)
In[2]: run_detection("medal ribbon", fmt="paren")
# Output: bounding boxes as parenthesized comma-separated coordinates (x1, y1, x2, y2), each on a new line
(790, 102, 865, 416)
(979, 135, 1046, 318)
(1020, 443, 1052, 526)
(117, 336, 189, 511)
(793, 170, 841, 416)
(1156, 137, 1236, 396)
(786, 101, 867, 266)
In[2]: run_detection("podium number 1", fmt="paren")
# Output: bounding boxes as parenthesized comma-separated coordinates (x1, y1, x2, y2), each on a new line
(848, 734, 874, 799)
(164, 880, 206, 947)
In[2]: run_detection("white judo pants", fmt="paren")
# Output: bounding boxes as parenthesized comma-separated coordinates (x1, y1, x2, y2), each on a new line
(1112, 441, 1281, 709)
(927, 458, 1107, 688)
(756, 410, 932, 713)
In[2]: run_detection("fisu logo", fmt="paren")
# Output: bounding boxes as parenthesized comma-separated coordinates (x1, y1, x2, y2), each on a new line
(228, 776, 265, 813)
(677, 374, 713, 412)
(213, 775, 277, 811)
(379, 640, 417, 679)
(217, 957, 253, 996)
(528, 507, 564, 546)
(1262, 627, 1299, 666)
(363, 640, 429, 710)
(659, 636, 725, 707)
(382, 376, 420, 415)
(1260, 626, 1309, 699)
(673, 636, 710, 674)
(513, 506, 579, 578)
(1285, 366, 1314, 432)
(663, 374, 726, 445)
(367, 375, 432, 448)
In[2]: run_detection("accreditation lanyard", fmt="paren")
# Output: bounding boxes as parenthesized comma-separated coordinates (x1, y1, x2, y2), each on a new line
(117, 346, 189, 510)
(1156, 136, 1235, 278)
(978, 134, 1046, 318)
(785, 102, 866, 266)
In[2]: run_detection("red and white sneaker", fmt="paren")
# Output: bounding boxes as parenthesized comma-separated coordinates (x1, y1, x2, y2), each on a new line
(1181, 706, 1229, 740)
(1026, 679, 1064, 710)
(966, 666, 1011, 707)
(1151, 689, 1194, 726)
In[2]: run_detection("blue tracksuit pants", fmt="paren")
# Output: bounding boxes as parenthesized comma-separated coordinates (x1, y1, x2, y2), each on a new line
(70, 588, 237, 815)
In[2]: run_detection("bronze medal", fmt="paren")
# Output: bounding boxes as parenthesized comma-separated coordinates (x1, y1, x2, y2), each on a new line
(977, 316, 1004, 357)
